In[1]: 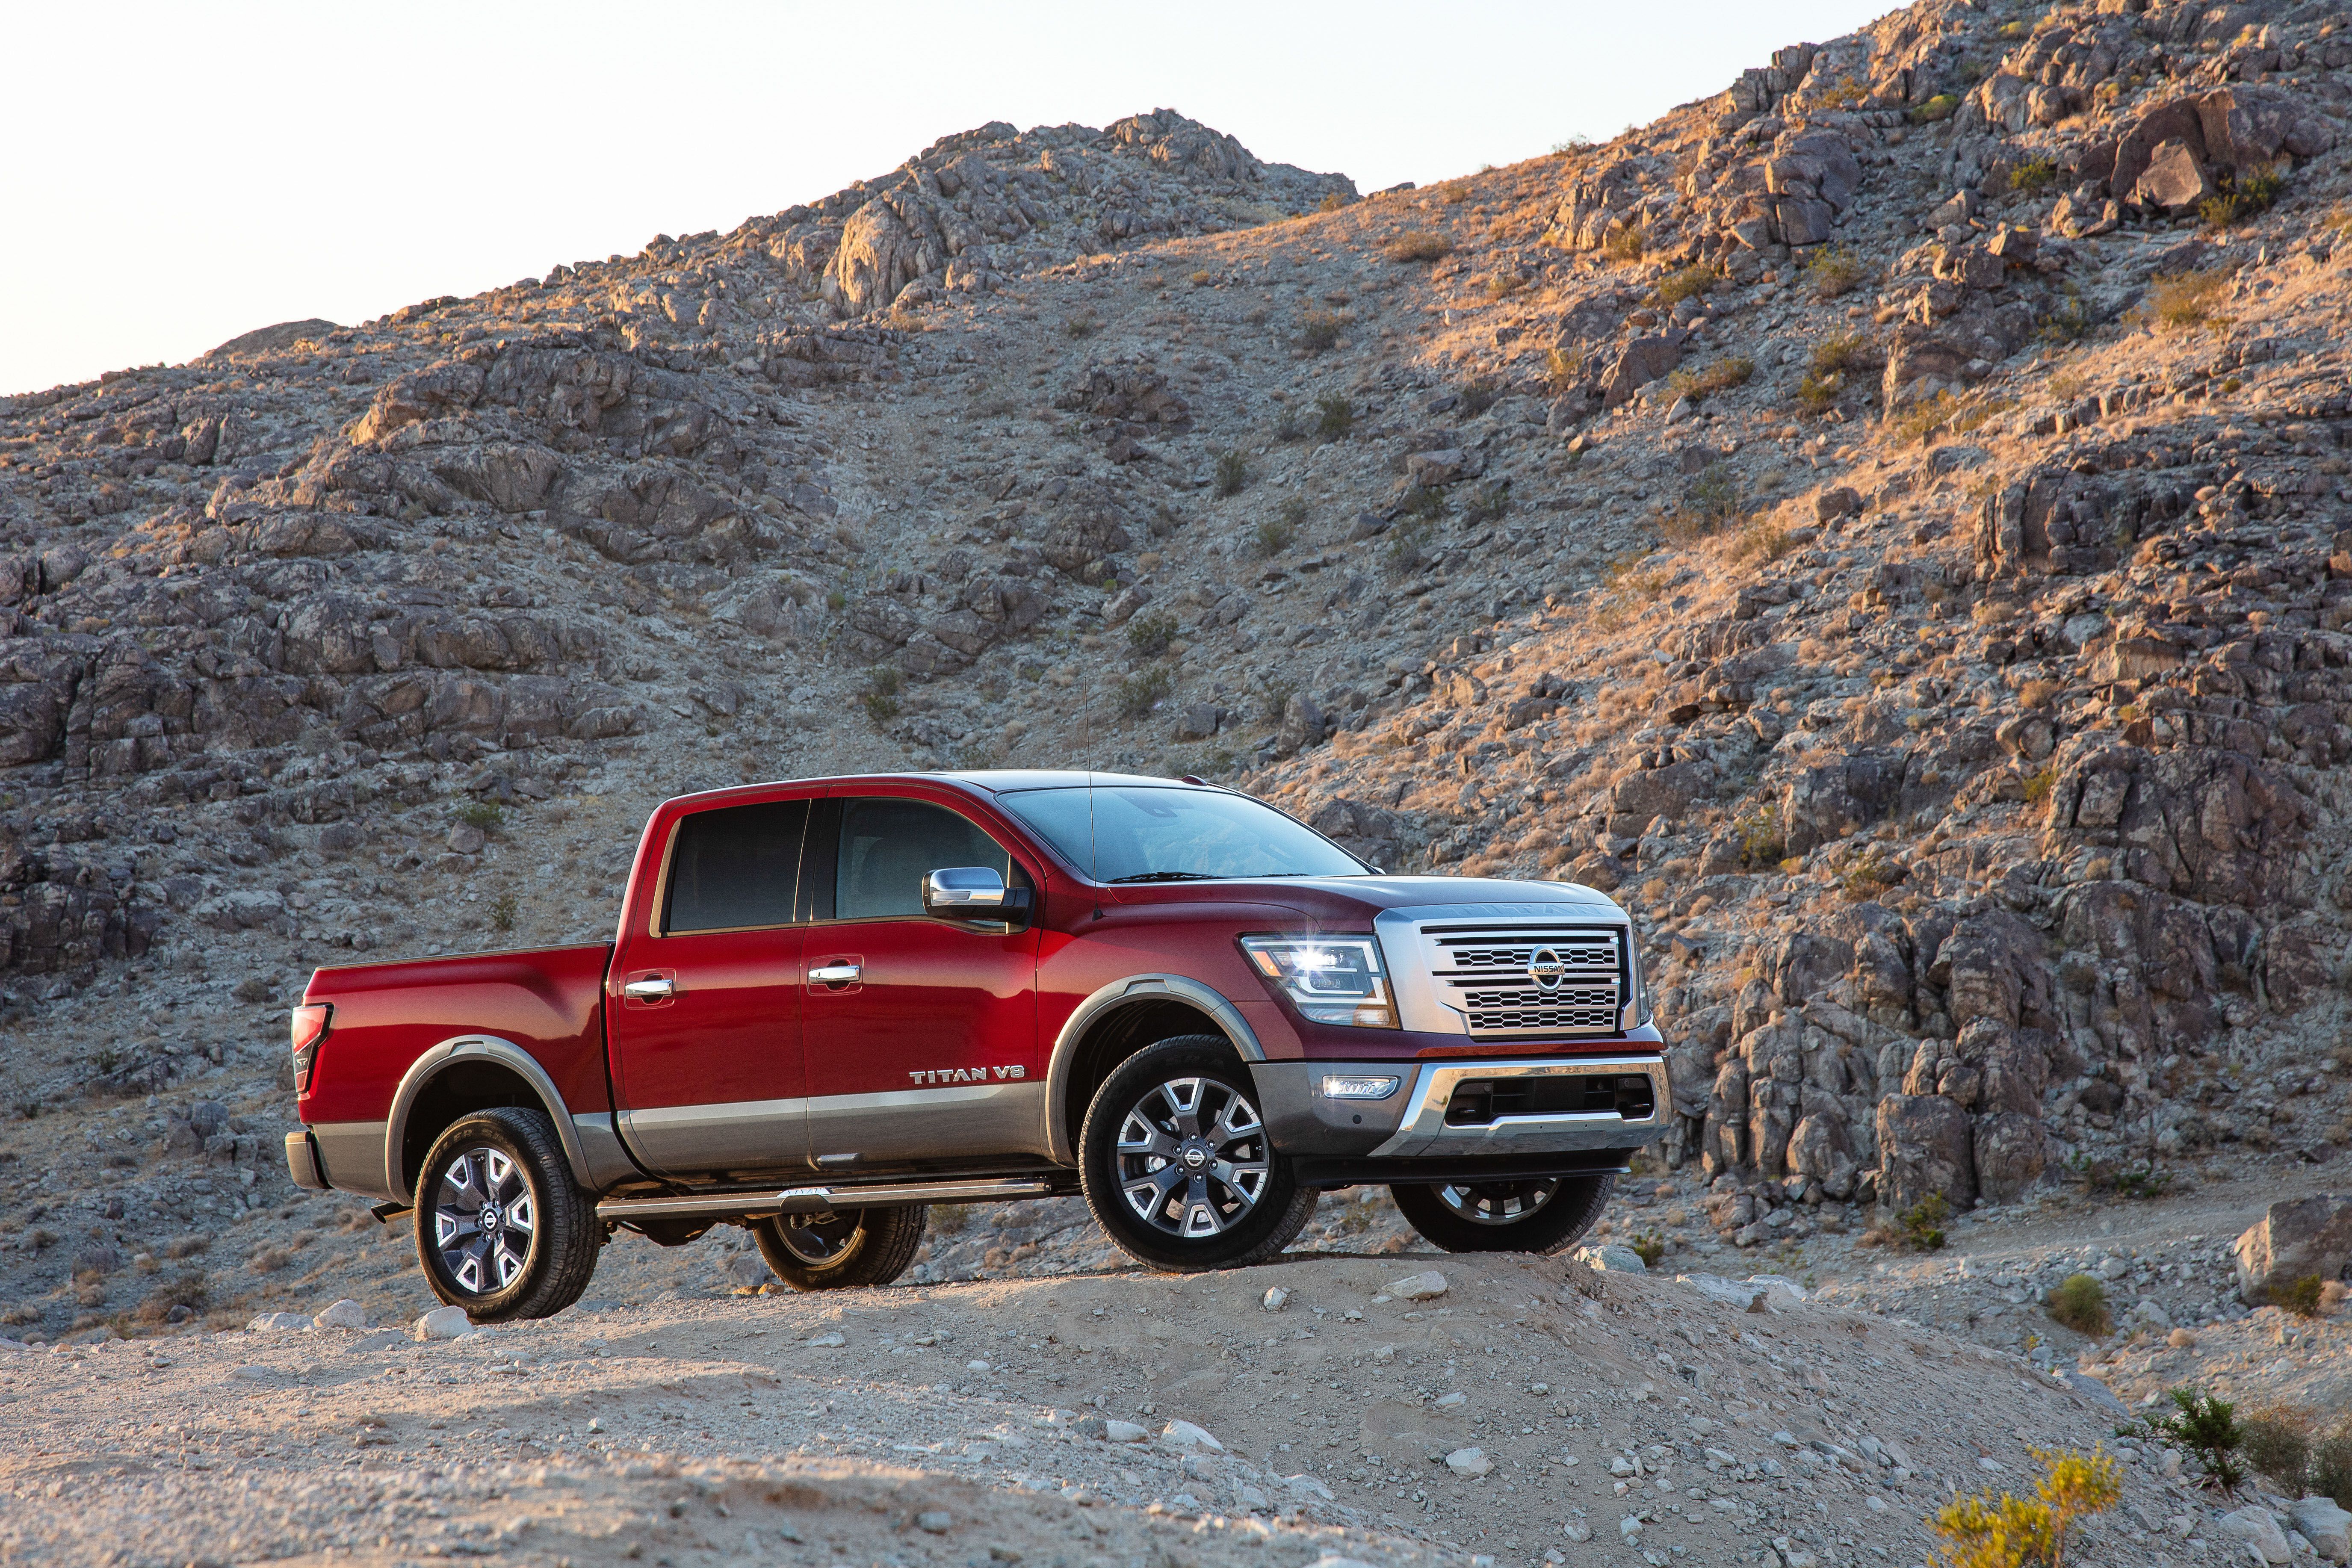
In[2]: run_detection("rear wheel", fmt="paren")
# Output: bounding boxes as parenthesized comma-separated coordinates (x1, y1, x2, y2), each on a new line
(1078, 1036, 1315, 1273)
(415, 1107, 602, 1322)
(751, 1205, 926, 1290)
(1389, 1171, 1616, 1255)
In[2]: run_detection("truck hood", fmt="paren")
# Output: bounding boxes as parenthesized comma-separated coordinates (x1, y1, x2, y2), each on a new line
(1207, 874, 1628, 927)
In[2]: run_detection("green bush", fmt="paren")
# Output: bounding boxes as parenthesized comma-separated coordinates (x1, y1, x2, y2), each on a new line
(1910, 93, 1961, 124)
(456, 800, 502, 832)
(1655, 264, 1716, 307)
(1064, 312, 1102, 339)
(2009, 158, 2059, 196)
(1125, 611, 1178, 657)
(1399, 485, 1448, 524)
(1383, 230, 1451, 263)
(1629, 1231, 1667, 1267)
(1459, 376, 1501, 416)
(2149, 1389, 2246, 1491)
(1898, 1194, 1950, 1251)
(2202, 164, 2285, 229)
(1314, 393, 1353, 440)
(1460, 480, 1511, 526)
(2312, 1431, 2352, 1508)
(2046, 1273, 2111, 1335)
(1254, 508, 1298, 558)
(2243, 1411, 2311, 1489)
(862, 666, 902, 723)
(2276, 1274, 2327, 1317)
(1213, 449, 1250, 497)
(1666, 357, 1755, 407)
(1114, 667, 1174, 720)
(1601, 225, 1646, 264)
(1273, 406, 1304, 443)
(489, 893, 518, 933)
(1803, 245, 1865, 300)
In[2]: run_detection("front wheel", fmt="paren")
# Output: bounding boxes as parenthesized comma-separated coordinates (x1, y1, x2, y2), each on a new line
(751, 1205, 926, 1290)
(1078, 1036, 1315, 1273)
(415, 1107, 602, 1322)
(1389, 1171, 1617, 1255)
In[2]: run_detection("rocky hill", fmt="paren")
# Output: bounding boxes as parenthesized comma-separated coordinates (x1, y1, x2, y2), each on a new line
(0, 0, 2346, 1406)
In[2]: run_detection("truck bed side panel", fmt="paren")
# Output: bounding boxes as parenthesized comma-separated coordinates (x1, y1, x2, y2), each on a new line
(297, 943, 614, 1127)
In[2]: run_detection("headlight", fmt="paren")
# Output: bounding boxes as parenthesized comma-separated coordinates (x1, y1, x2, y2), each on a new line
(1627, 937, 1654, 1031)
(1240, 936, 1399, 1028)
(1321, 1074, 1401, 1100)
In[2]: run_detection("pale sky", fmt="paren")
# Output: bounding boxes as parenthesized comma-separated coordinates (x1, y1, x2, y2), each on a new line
(3, 0, 1892, 395)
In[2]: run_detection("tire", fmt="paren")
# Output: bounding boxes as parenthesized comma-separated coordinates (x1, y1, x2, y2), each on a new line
(415, 1107, 602, 1322)
(1389, 1171, 1618, 1255)
(752, 1205, 927, 1291)
(1078, 1035, 1316, 1273)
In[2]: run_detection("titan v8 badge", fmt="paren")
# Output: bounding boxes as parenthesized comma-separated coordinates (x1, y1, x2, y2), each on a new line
(908, 1066, 1027, 1085)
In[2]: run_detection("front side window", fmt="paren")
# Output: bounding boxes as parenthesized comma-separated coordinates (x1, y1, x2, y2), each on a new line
(663, 799, 810, 933)
(836, 797, 1015, 921)
(996, 785, 1366, 883)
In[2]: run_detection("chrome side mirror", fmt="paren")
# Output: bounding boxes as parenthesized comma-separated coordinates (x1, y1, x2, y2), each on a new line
(923, 866, 1008, 912)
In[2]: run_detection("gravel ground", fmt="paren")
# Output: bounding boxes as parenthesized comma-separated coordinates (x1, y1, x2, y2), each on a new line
(0, 1251, 2254, 1568)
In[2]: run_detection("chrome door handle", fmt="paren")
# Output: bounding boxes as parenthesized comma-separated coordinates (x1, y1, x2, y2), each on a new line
(809, 963, 861, 984)
(623, 977, 676, 1000)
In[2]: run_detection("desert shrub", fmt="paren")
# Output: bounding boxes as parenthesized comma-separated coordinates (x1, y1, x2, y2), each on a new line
(1384, 230, 1451, 263)
(1910, 93, 1961, 123)
(1797, 332, 1872, 413)
(1398, 486, 1448, 524)
(2202, 164, 2284, 229)
(455, 800, 502, 832)
(1314, 393, 1353, 440)
(1728, 517, 1796, 565)
(1898, 1194, 1950, 1251)
(1932, 1447, 2120, 1568)
(862, 666, 902, 724)
(1628, 1231, 1667, 1267)
(2275, 1273, 2327, 1317)
(1662, 464, 1742, 541)
(1666, 357, 1755, 406)
(1213, 449, 1250, 497)
(1125, 611, 1179, 657)
(1114, 667, 1173, 720)
(136, 1270, 209, 1324)
(1839, 850, 1905, 901)
(1459, 376, 1502, 416)
(2039, 289, 2094, 344)
(1601, 224, 1647, 265)
(1814, 78, 1870, 109)
(1734, 806, 1785, 866)
(2312, 1431, 2352, 1508)
(1317, 191, 1346, 213)
(1893, 390, 1965, 444)
(1545, 345, 1584, 390)
(1803, 245, 1865, 299)
(1460, 479, 1512, 525)
(1255, 501, 1303, 558)
(2021, 765, 2058, 805)
(1064, 312, 1102, 339)
(1655, 263, 1716, 307)
(1484, 272, 1526, 299)
(1382, 516, 1435, 573)
(1300, 310, 1347, 351)
(2009, 158, 2060, 196)
(2143, 269, 2231, 332)
(489, 893, 518, 933)
(2242, 1409, 2312, 1489)
(2046, 1273, 2111, 1335)
(1272, 405, 1303, 443)
(2149, 1389, 2246, 1491)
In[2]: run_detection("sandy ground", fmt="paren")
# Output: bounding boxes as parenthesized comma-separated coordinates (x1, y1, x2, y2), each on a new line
(0, 1250, 2264, 1568)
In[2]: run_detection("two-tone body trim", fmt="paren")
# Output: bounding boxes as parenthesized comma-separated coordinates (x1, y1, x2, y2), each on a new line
(1043, 973, 1267, 1164)
(385, 1035, 628, 1201)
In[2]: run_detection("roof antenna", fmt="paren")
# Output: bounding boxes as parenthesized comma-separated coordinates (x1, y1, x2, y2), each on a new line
(1087, 768, 1103, 921)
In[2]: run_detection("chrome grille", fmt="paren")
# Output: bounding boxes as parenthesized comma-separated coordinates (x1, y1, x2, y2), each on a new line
(1426, 924, 1627, 1038)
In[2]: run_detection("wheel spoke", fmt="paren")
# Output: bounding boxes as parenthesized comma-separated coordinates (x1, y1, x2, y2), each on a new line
(1116, 1117, 1181, 1160)
(1114, 1074, 1274, 1241)
(1180, 1174, 1223, 1237)
(1122, 1162, 1187, 1220)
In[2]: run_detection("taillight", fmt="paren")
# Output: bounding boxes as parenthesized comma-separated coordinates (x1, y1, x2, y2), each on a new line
(290, 1003, 332, 1092)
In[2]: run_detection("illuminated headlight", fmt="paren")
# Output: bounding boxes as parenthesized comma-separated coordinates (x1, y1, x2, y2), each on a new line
(1240, 936, 1399, 1029)
(1321, 1074, 1401, 1101)
(1627, 938, 1654, 1031)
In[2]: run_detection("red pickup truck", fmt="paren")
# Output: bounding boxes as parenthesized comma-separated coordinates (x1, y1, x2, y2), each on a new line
(286, 771, 1668, 1321)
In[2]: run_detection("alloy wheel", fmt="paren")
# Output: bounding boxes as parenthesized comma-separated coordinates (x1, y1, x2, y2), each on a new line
(1114, 1075, 1270, 1239)
(1435, 1178, 1562, 1226)
(432, 1146, 538, 1295)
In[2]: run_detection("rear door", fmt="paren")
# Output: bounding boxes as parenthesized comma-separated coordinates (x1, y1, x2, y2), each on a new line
(607, 795, 811, 1179)
(802, 790, 1045, 1167)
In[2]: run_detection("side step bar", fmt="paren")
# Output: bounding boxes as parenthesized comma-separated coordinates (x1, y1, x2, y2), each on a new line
(596, 1176, 1053, 1225)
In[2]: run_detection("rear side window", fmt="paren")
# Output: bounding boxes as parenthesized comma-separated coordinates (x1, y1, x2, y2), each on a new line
(836, 797, 1012, 921)
(663, 800, 810, 933)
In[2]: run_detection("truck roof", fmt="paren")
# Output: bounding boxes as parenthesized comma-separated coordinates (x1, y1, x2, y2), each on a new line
(659, 769, 1206, 811)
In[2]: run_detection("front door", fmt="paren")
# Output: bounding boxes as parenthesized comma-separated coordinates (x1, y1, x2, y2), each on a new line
(803, 792, 1043, 1167)
(607, 795, 811, 1179)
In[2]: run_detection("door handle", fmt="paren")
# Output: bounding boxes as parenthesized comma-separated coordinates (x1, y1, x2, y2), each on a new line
(809, 963, 861, 985)
(623, 976, 676, 1000)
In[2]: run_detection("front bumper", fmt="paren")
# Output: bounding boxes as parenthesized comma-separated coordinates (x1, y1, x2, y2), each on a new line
(1250, 1052, 1668, 1162)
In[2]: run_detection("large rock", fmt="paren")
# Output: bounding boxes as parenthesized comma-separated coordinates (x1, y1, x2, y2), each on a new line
(2289, 1497, 2352, 1565)
(2232, 1194, 2352, 1304)
(1972, 1111, 2048, 1204)
(1875, 1094, 1975, 1214)
(1598, 335, 1683, 409)
(2220, 1508, 2293, 1566)
(2133, 140, 2213, 212)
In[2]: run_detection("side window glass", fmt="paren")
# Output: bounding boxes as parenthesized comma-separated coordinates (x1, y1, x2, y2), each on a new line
(836, 798, 1013, 921)
(662, 800, 810, 933)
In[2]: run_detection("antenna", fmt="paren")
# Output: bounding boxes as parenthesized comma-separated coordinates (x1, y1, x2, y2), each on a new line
(1087, 768, 1102, 921)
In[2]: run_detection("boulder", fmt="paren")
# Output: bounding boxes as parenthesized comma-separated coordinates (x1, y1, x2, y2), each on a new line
(2133, 140, 2214, 212)
(1599, 335, 1683, 409)
(2289, 1497, 2352, 1565)
(2219, 1508, 2293, 1565)
(1972, 1111, 2049, 1204)
(415, 1305, 474, 1340)
(1875, 1093, 1975, 1214)
(2232, 1194, 2352, 1304)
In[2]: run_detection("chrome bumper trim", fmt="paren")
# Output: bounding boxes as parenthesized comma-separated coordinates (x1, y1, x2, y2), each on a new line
(1365, 1054, 1670, 1158)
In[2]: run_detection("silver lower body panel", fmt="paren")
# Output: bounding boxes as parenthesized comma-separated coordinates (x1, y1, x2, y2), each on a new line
(310, 1119, 396, 1201)
(806, 1081, 1049, 1163)
(1366, 1055, 1669, 1158)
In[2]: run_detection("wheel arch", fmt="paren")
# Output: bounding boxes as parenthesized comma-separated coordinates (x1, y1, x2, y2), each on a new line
(387, 1036, 600, 1203)
(1043, 975, 1265, 1165)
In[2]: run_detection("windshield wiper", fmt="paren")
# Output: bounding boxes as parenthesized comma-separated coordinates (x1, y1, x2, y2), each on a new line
(1107, 871, 1218, 883)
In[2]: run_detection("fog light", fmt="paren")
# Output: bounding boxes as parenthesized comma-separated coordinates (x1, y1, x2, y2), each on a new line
(1321, 1074, 1401, 1101)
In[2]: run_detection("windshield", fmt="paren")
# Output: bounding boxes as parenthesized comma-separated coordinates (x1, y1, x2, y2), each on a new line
(996, 785, 1368, 883)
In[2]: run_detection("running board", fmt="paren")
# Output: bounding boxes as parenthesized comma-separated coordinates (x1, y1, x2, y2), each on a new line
(596, 1176, 1053, 1225)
